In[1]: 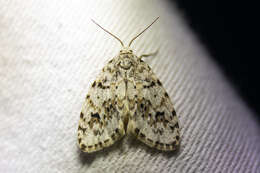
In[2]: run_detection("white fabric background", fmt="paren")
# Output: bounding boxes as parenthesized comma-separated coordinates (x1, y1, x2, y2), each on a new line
(0, 1, 259, 173)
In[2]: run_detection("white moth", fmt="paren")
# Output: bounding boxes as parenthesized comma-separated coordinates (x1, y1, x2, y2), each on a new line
(78, 17, 180, 153)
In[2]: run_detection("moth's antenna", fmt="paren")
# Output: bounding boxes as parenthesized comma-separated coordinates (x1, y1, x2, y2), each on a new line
(91, 19, 124, 47)
(128, 17, 159, 47)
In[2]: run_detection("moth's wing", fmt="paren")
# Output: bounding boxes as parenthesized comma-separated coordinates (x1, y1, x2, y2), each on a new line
(129, 60, 180, 151)
(77, 59, 125, 153)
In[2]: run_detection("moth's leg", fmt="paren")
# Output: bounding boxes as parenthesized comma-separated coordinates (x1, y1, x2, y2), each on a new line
(139, 49, 159, 59)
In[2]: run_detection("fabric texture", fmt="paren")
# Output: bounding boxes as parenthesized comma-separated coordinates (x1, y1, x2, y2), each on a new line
(0, 1, 259, 173)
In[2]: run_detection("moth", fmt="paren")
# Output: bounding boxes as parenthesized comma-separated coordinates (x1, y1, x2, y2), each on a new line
(77, 17, 180, 153)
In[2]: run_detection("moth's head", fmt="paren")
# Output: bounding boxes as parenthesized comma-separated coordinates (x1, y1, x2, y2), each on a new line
(119, 47, 133, 57)
(117, 47, 135, 70)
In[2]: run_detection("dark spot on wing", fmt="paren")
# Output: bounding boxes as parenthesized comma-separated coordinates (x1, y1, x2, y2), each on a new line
(176, 135, 180, 140)
(157, 80, 162, 86)
(172, 110, 176, 116)
(78, 138, 82, 144)
(140, 133, 146, 138)
(98, 82, 102, 88)
(155, 111, 165, 121)
(80, 112, 84, 119)
(91, 112, 100, 119)
(92, 81, 96, 87)
(111, 133, 116, 140)
(135, 128, 140, 135)
(115, 128, 120, 134)
(78, 126, 86, 133)
(81, 144, 86, 150)
(147, 138, 153, 143)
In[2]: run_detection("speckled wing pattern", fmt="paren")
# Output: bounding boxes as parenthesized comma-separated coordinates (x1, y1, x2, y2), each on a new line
(77, 50, 180, 153)
(77, 60, 125, 153)
(129, 60, 180, 151)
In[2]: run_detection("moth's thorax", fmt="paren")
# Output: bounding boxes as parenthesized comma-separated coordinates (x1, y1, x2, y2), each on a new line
(116, 48, 138, 71)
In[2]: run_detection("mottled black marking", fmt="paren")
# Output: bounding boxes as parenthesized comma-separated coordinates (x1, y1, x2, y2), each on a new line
(155, 141, 164, 147)
(169, 125, 174, 131)
(115, 86, 118, 89)
(88, 145, 93, 149)
(140, 59, 144, 62)
(99, 142, 103, 147)
(80, 112, 84, 119)
(111, 133, 116, 140)
(176, 135, 180, 140)
(140, 103, 144, 109)
(134, 86, 136, 89)
(147, 138, 153, 143)
(152, 128, 163, 135)
(134, 95, 137, 98)
(78, 126, 86, 133)
(104, 139, 110, 143)
(81, 144, 86, 150)
(164, 92, 169, 97)
(98, 82, 102, 88)
(155, 111, 165, 120)
(92, 81, 96, 87)
(157, 80, 162, 86)
(172, 110, 176, 116)
(109, 59, 113, 63)
(174, 123, 179, 129)
(151, 81, 155, 87)
(139, 133, 146, 138)
(115, 128, 120, 134)
(95, 144, 98, 148)
(135, 128, 140, 135)
(97, 96, 100, 99)
(91, 112, 100, 119)
(78, 138, 82, 144)
(86, 95, 90, 99)
(154, 94, 157, 98)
